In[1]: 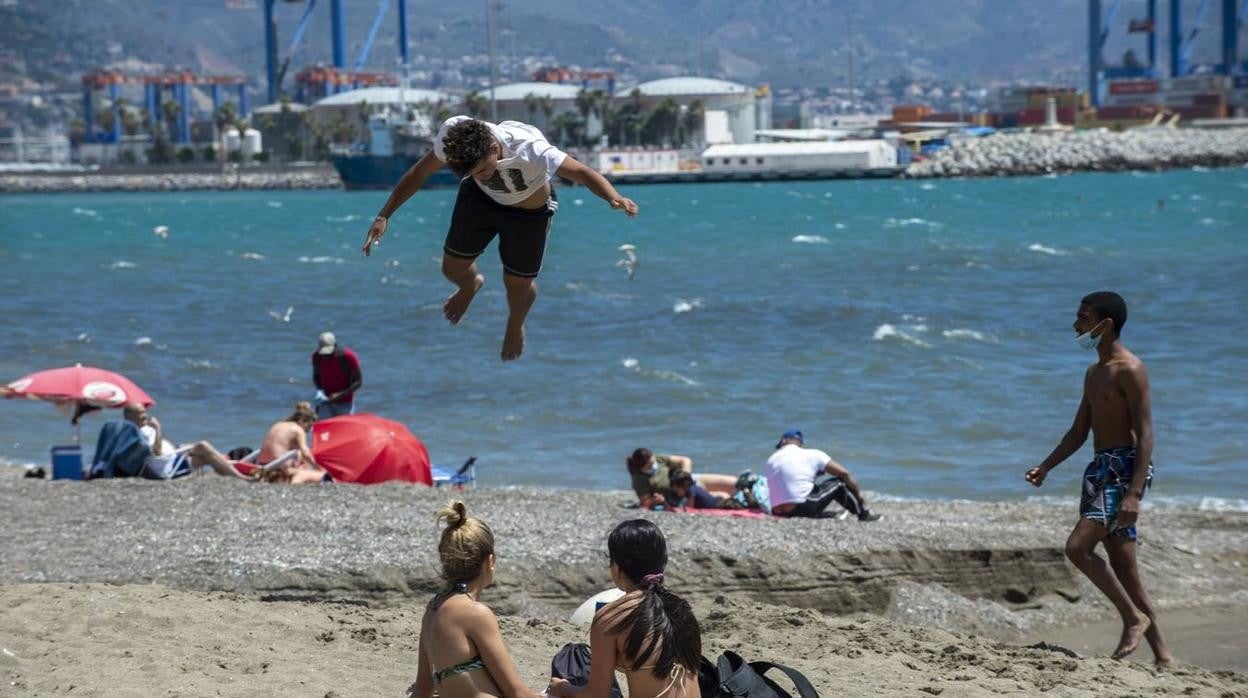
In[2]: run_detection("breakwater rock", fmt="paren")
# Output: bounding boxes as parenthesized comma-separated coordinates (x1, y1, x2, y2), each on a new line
(0, 166, 342, 193)
(904, 127, 1248, 178)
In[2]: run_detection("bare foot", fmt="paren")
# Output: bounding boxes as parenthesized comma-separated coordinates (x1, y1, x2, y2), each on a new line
(1153, 656, 1176, 670)
(443, 274, 484, 325)
(1111, 614, 1151, 660)
(500, 320, 525, 361)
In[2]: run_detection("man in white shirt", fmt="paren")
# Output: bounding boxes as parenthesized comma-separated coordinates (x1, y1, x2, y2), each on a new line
(362, 116, 639, 361)
(764, 429, 880, 521)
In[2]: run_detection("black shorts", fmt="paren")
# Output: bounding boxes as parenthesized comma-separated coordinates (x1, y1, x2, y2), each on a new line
(443, 179, 557, 278)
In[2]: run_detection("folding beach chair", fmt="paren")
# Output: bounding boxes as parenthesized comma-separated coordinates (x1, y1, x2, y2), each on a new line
(432, 457, 477, 490)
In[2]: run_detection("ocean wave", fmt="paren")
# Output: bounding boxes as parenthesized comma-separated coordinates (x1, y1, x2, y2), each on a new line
(108, 261, 137, 269)
(672, 298, 703, 314)
(1199, 217, 1217, 226)
(872, 323, 931, 348)
(134, 337, 152, 347)
(72, 207, 98, 217)
(297, 256, 346, 264)
(240, 252, 265, 260)
(1027, 243, 1067, 256)
(884, 217, 942, 229)
(942, 328, 991, 342)
(183, 359, 214, 369)
(919, 183, 936, 190)
(619, 357, 699, 386)
(791, 235, 829, 244)
(324, 214, 360, 222)
(265, 201, 283, 208)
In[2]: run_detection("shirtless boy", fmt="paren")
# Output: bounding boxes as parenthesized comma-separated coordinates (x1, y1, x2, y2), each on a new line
(361, 116, 637, 361)
(1024, 291, 1173, 666)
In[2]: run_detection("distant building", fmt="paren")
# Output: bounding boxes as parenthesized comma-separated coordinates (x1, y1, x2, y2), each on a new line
(482, 81, 602, 142)
(310, 86, 455, 137)
(628, 77, 764, 145)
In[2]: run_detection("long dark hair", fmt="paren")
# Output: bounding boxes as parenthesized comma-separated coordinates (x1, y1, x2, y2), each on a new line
(626, 448, 652, 475)
(604, 519, 701, 678)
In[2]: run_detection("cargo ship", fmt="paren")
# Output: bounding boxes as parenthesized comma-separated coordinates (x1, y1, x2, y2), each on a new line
(330, 112, 459, 190)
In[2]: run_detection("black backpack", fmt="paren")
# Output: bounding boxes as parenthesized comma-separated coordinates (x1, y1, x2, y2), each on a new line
(698, 651, 819, 697)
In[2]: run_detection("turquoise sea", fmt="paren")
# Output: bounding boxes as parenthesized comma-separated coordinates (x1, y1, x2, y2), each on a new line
(1, 168, 1245, 506)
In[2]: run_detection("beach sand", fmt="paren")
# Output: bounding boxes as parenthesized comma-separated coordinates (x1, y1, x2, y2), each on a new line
(1, 477, 1245, 696)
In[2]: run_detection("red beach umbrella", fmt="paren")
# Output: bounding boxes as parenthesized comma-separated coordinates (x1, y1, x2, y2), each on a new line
(311, 414, 432, 485)
(1, 364, 154, 408)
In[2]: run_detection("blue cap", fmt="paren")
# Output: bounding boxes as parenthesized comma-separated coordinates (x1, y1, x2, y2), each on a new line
(776, 429, 803, 448)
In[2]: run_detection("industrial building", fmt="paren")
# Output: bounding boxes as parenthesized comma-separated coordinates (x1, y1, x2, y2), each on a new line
(483, 81, 602, 141)
(629, 77, 771, 145)
(310, 86, 454, 136)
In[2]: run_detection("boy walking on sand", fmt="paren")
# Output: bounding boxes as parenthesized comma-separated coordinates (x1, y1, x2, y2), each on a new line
(361, 116, 637, 361)
(1024, 291, 1173, 667)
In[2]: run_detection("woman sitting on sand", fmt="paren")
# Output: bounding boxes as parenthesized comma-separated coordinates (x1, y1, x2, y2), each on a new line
(410, 501, 544, 698)
(626, 448, 736, 509)
(547, 519, 702, 698)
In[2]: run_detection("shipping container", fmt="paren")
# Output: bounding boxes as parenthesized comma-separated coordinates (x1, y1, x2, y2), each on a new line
(1108, 80, 1159, 95)
(1192, 93, 1226, 106)
(1095, 105, 1162, 119)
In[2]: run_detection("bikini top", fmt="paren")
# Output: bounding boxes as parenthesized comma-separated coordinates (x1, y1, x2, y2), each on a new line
(626, 662, 690, 698)
(430, 582, 488, 686)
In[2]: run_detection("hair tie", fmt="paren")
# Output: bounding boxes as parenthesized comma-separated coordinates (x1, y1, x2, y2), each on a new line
(453, 581, 468, 593)
(641, 573, 664, 588)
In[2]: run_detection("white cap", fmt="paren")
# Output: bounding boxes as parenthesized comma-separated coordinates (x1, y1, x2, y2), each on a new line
(317, 331, 337, 355)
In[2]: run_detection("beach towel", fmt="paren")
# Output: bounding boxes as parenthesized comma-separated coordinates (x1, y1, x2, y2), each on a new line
(88, 420, 150, 479)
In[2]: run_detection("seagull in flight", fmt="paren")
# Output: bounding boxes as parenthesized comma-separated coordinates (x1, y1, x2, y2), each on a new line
(616, 244, 638, 281)
(267, 306, 294, 322)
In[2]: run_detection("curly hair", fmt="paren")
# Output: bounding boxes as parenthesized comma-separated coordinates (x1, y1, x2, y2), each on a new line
(442, 119, 494, 177)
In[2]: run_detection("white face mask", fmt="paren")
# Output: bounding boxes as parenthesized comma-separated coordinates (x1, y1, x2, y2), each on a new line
(1075, 320, 1104, 350)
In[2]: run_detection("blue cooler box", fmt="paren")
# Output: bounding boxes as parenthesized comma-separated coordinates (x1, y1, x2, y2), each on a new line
(51, 445, 84, 480)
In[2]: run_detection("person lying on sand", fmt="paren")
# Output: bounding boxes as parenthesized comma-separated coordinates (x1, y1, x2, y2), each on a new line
(547, 519, 702, 698)
(626, 447, 736, 509)
(1024, 292, 1174, 667)
(409, 501, 544, 698)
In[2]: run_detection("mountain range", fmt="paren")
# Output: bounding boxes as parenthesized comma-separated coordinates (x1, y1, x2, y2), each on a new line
(4, 0, 1106, 93)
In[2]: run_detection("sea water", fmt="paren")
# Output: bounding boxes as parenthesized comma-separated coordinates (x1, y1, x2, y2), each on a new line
(1, 168, 1245, 506)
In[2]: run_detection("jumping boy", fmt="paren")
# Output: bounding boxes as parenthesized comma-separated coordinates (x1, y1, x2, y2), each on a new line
(1024, 291, 1173, 666)
(361, 116, 638, 361)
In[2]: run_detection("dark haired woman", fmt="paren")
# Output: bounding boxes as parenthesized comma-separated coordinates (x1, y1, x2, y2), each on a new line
(547, 519, 702, 698)
(626, 448, 737, 509)
(410, 501, 544, 698)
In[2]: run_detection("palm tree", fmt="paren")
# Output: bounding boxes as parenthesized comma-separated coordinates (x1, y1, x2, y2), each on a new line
(162, 99, 181, 141)
(524, 92, 541, 127)
(463, 92, 489, 119)
(538, 96, 555, 130)
(681, 99, 704, 147)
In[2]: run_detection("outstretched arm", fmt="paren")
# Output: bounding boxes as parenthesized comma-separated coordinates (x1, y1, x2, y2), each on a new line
(293, 428, 319, 469)
(362, 152, 446, 256)
(1115, 363, 1153, 528)
(1025, 377, 1093, 487)
(556, 157, 638, 217)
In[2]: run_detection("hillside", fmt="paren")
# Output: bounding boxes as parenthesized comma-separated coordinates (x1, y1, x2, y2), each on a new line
(3, 0, 1091, 92)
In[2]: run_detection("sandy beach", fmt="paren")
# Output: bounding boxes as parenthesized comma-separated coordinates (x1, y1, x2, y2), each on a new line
(1, 476, 1245, 696)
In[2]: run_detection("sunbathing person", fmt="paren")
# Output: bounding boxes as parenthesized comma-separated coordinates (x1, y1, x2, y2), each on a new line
(257, 401, 320, 468)
(122, 403, 249, 480)
(547, 519, 702, 698)
(668, 471, 729, 509)
(410, 501, 544, 698)
(626, 447, 736, 509)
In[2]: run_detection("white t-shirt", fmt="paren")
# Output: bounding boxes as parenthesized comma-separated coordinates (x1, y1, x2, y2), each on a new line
(764, 444, 832, 508)
(433, 115, 568, 206)
(139, 425, 183, 479)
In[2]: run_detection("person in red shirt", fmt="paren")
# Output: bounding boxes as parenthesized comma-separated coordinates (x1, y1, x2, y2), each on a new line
(311, 332, 362, 419)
